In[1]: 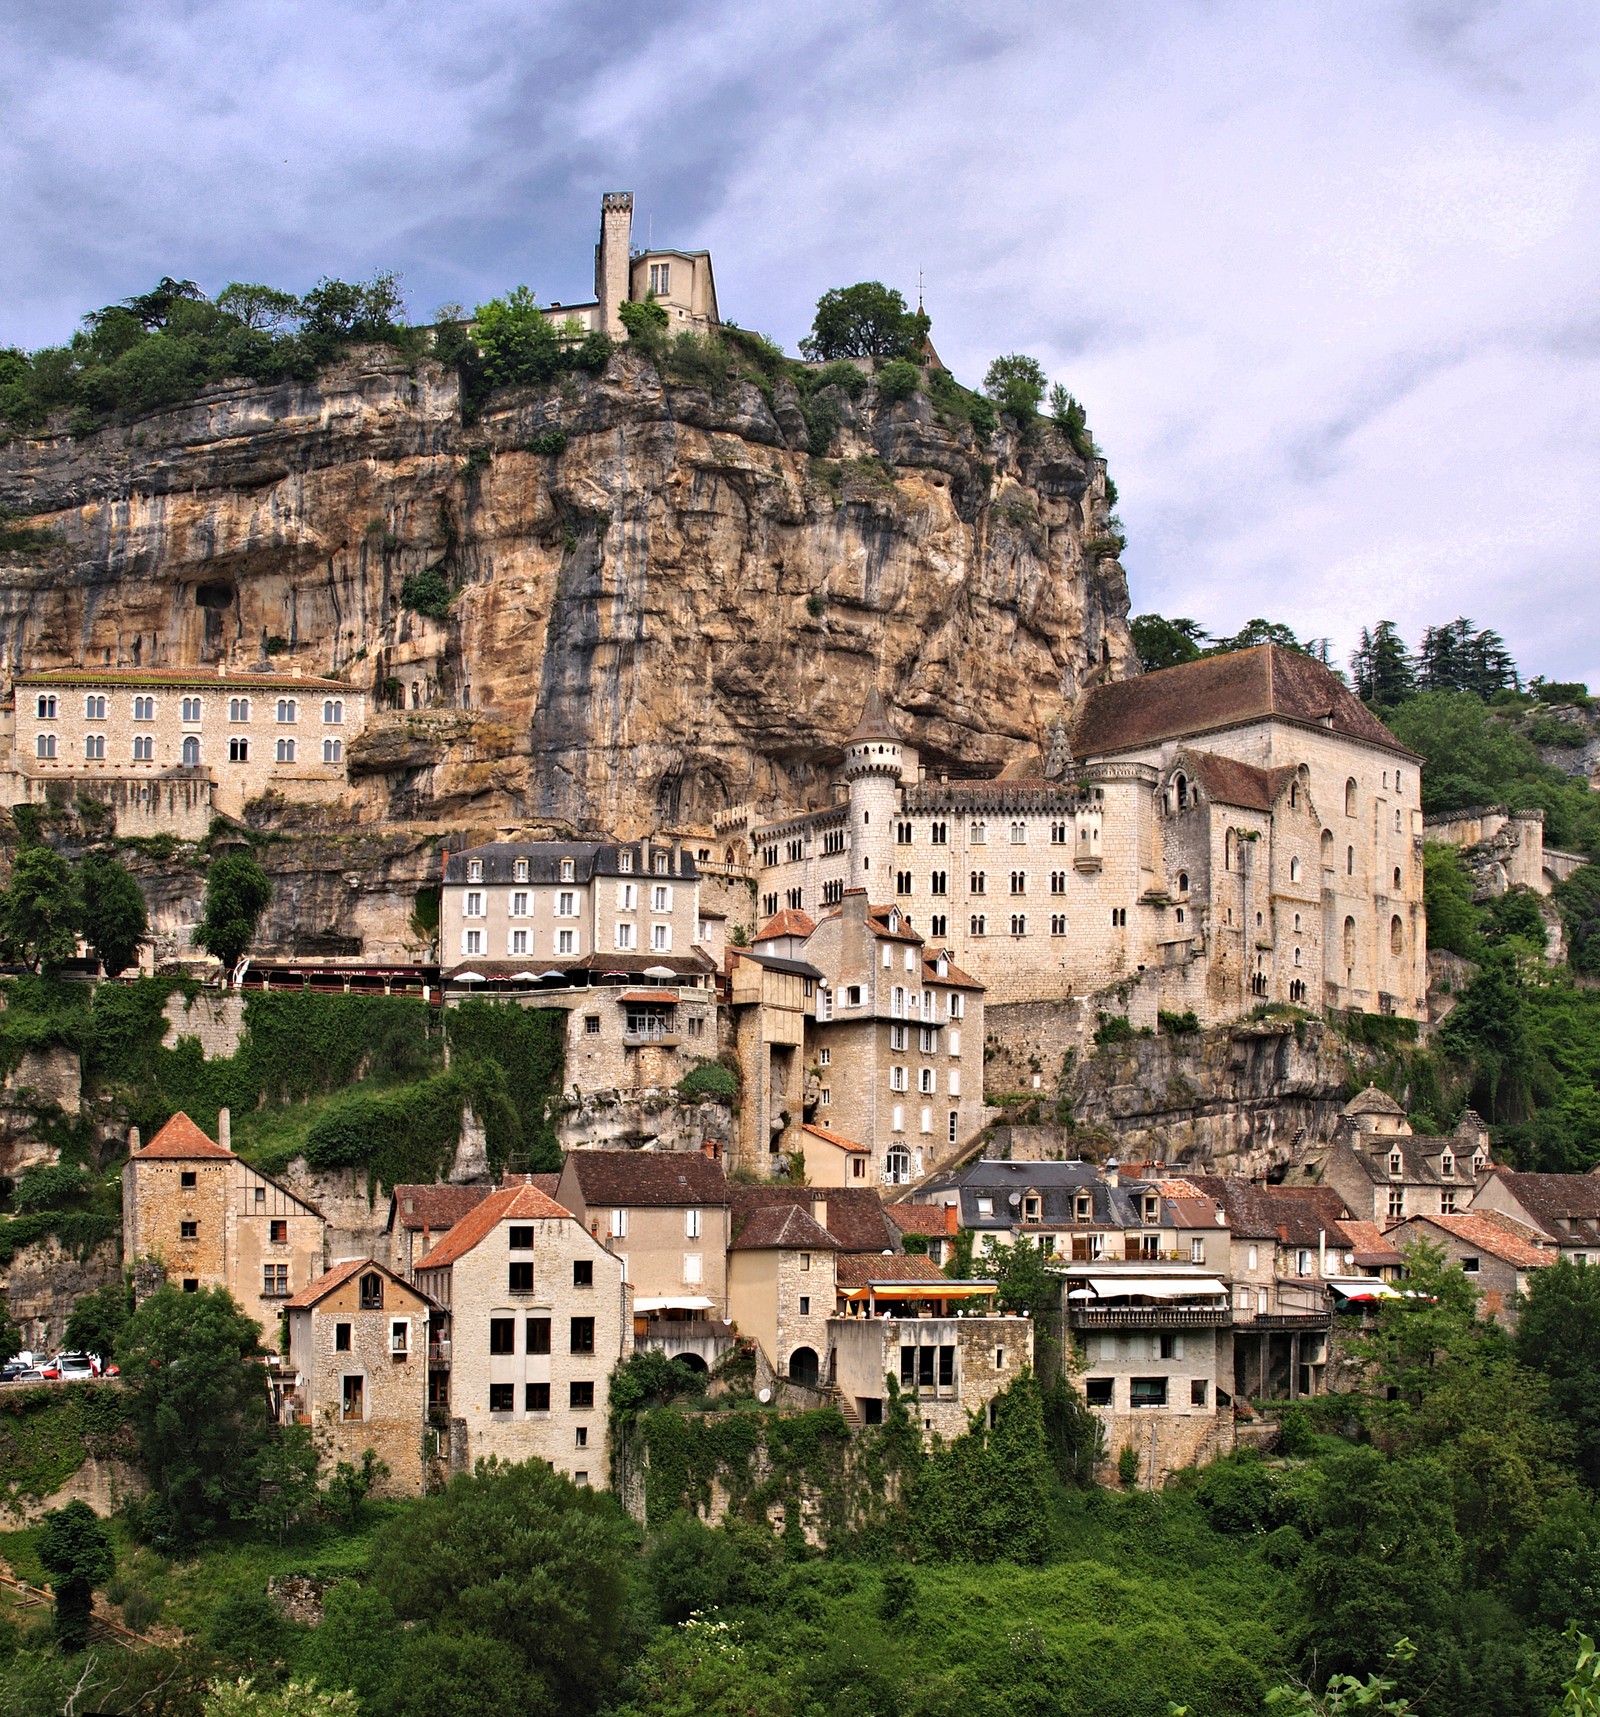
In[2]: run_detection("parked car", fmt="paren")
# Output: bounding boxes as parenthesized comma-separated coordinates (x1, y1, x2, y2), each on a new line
(0, 1360, 30, 1384)
(9, 1368, 47, 1384)
(53, 1354, 97, 1380)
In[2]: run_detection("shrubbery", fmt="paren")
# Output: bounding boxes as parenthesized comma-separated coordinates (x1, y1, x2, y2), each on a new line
(678, 1061, 738, 1101)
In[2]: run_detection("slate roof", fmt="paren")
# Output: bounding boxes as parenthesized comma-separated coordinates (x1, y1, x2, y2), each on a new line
(132, 1112, 233, 1159)
(283, 1257, 435, 1311)
(412, 1184, 576, 1272)
(936, 1159, 1141, 1230)
(1072, 645, 1418, 760)
(729, 1204, 838, 1251)
(1345, 1085, 1407, 1117)
(442, 841, 698, 885)
(1338, 1136, 1479, 1188)
(1404, 1212, 1551, 1270)
(564, 1150, 730, 1207)
(1180, 750, 1299, 813)
(847, 687, 900, 744)
(1483, 1170, 1600, 1245)
(387, 1184, 495, 1234)
(727, 1185, 901, 1253)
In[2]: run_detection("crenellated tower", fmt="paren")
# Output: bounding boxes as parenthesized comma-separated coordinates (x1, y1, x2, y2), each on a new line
(594, 191, 634, 339)
(843, 687, 902, 892)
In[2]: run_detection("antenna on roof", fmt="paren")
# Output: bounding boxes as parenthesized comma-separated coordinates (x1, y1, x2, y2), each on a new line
(917, 269, 924, 312)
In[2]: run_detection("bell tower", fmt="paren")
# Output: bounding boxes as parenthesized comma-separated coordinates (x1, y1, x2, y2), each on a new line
(843, 687, 902, 892)
(594, 192, 634, 338)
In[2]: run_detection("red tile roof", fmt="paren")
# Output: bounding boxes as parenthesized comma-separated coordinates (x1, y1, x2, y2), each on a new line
(885, 1203, 958, 1237)
(388, 1183, 496, 1233)
(754, 909, 817, 942)
(503, 1172, 562, 1199)
(729, 1204, 838, 1251)
(1334, 1218, 1407, 1266)
(283, 1257, 436, 1311)
(132, 1112, 233, 1159)
(1405, 1212, 1552, 1271)
(564, 1151, 730, 1207)
(921, 952, 984, 991)
(802, 1123, 867, 1154)
(21, 667, 351, 691)
(413, 1184, 575, 1272)
(728, 1185, 901, 1253)
(1072, 645, 1418, 760)
(865, 904, 922, 944)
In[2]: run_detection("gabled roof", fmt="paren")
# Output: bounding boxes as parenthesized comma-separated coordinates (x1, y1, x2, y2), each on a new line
(864, 904, 922, 945)
(563, 1150, 730, 1208)
(1072, 645, 1418, 760)
(1179, 750, 1299, 814)
(728, 1185, 901, 1253)
(847, 687, 900, 745)
(132, 1112, 233, 1160)
(920, 951, 984, 992)
(387, 1183, 495, 1234)
(1199, 1178, 1355, 1245)
(801, 1123, 867, 1154)
(1335, 1218, 1407, 1267)
(283, 1257, 436, 1311)
(1483, 1170, 1600, 1238)
(885, 1203, 958, 1237)
(754, 909, 817, 942)
(835, 1253, 954, 1290)
(729, 1204, 838, 1251)
(413, 1184, 576, 1273)
(1403, 1212, 1551, 1270)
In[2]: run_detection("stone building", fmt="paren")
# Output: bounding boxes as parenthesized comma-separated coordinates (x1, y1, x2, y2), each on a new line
(725, 1201, 840, 1387)
(720, 646, 1429, 1022)
(1390, 1212, 1552, 1327)
(1470, 1170, 1600, 1264)
(413, 1182, 630, 1487)
(537, 191, 721, 339)
(384, 1182, 499, 1277)
(725, 939, 822, 1172)
(122, 1110, 326, 1353)
(6, 666, 364, 831)
(282, 1257, 434, 1496)
(555, 1149, 732, 1321)
(1294, 1088, 1494, 1227)
(1422, 805, 1587, 899)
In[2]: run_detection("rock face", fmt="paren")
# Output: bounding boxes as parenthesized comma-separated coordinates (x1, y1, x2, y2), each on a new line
(0, 348, 1134, 847)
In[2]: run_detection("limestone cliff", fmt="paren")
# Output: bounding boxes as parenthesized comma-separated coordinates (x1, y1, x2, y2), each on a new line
(0, 347, 1133, 840)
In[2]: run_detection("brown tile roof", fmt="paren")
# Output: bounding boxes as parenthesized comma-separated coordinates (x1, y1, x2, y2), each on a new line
(1181, 750, 1299, 813)
(921, 951, 984, 991)
(1072, 645, 1418, 760)
(729, 1204, 838, 1251)
(754, 910, 817, 942)
(1484, 1171, 1600, 1240)
(802, 1123, 867, 1154)
(565, 1150, 730, 1207)
(835, 1253, 955, 1289)
(1199, 1178, 1355, 1245)
(412, 1184, 575, 1272)
(865, 905, 922, 945)
(132, 1112, 233, 1159)
(502, 1172, 562, 1199)
(283, 1257, 437, 1311)
(1404, 1212, 1552, 1270)
(20, 667, 352, 692)
(885, 1203, 958, 1237)
(388, 1184, 495, 1233)
(728, 1185, 900, 1253)
(1334, 1218, 1407, 1266)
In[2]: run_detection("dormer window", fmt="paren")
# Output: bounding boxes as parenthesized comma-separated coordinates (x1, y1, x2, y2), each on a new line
(976, 1197, 994, 1217)
(1075, 1193, 1092, 1223)
(561, 859, 575, 882)
(654, 852, 668, 874)
(1143, 1194, 1159, 1222)
(1023, 1195, 1041, 1223)
(1389, 1152, 1403, 1177)
(1473, 1154, 1486, 1174)
(1439, 1153, 1454, 1178)
(887, 909, 900, 933)
(618, 851, 633, 874)
(514, 859, 529, 882)
(467, 859, 482, 882)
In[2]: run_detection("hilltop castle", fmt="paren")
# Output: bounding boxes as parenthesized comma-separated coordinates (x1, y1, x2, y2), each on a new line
(541, 191, 720, 339)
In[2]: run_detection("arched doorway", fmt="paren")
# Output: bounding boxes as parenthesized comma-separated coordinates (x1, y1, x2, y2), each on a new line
(787, 1346, 820, 1387)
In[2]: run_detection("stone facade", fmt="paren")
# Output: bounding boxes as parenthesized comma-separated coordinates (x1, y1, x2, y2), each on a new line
(284, 1259, 433, 1496)
(830, 1312, 1034, 1441)
(415, 1183, 631, 1488)
(121, 1111, 326, 1353)
(725, 1211, 839, 1384)
(7, 667, 364, 827)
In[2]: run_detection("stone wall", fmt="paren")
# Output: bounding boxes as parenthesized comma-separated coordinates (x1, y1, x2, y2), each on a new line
(0, 1044, 83, 1181)
(556, 1093, 733, 1156)
(0, 1236, 120, 1354)
(1095, 1407, 1235, 1488)
(161, 990, 247, 1059)
(4, 1453, 146, 1526)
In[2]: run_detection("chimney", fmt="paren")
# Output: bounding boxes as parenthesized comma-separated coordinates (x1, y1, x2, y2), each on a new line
(217, 1107, 231, 1152)
(128, 1125, 140, 1155)
(810, 1195, 828, 1233)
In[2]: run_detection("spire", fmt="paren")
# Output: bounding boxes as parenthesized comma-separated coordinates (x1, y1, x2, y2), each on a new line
(847, 686, 900, 745)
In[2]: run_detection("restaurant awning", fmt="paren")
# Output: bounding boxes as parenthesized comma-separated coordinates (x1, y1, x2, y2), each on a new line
(1067, 1275, 1228, 1300)
(839, 1281, 998, 1301)
(620, 990, 679, 1004)
(1327, 1277, 1401, 1301)
(633, 1295, 716, 1313)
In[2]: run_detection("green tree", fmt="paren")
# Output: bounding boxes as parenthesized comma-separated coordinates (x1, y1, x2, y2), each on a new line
(800, 283, 925, 362)
(304, 1582, 401, 1713)
(1421, 843, 1483, 958)
(196, 852, 273, 971)
(989, 1239, 1059, 1323)
(0, 843, 79, 971)
(612, 1615, 794, 1717)
(1386, 691, 1542, 815)
(1131, 614, 1208, 673)
(37, 1500, 115, 1652)
(1208, 617, 1315, 656)
(77, 851, 148, 975)
(389, 1633, 524, 1717)
(1415, 618, 1519, 697)
(473, 287, 562, 386)
(1350, 622, 1416, 707)
(1515, 1258, 1600, 1488)
(1441, 947, 1535, 1120)
(1048, 383, 1097, 458)
(617, 297, 669, 342)
(116, 1285, 270, 1545)
(322, 1448, 389, 1527)
(64, 1280, 131, 1363)
(875, 357, 922, 401)
(1557, 865, 1600, 977)
(204, 1677, 359, 1717)
(370, 1458, 635, 1717)
(983, 353, 1047, 421)
(299, 274, 405, 343)
(214, 283, 301, 332)
(643, 1512, 744, 1625)
(251, 1423, 321, 1545)
(1348, 1239, 1482, 1416)
(0, 1293, 21, 1362)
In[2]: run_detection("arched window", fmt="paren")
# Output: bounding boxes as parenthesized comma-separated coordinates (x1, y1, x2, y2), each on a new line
(36, 733, 55, 759)
(324, 738, 343, 764)
(229, 697, 250, 722)
(1393, 866, 1402, 889)
(1175, 773, 1188, 809)
(884, 1147, 911, 1186)
(133, 736, 153, 761)
(84, 695, 105, 720)
(1345, 778, 1357, 817)
(276, 698, 297, 724)
(359, 1272, 384, 1310)
(1289, 857, 1301, 883)
(134, 696, 154, 721)
(182, 735, 200, 766)
(323, 699, 343, 724)
(1343, 915, 1357, 968)
(1225, 832, 1235, 872)
(1390, 915, 1404, 955)
(276, 737, 296, 763)
(35, 695, 56, 720)
(1293, 946, 1302, 967)
(181, 697, 202, 723)
(84, 734, 104, 760)
(1321, 830, 1334, 867)
(1177, 871, 1188, 893)
(1289, 781, 1299, 808)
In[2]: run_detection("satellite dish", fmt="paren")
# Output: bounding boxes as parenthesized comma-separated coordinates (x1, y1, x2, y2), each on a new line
(757, 1387, 772, 1404)
(1008, 1191, 1021, 1208)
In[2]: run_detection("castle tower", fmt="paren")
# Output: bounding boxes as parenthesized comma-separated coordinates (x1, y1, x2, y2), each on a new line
(594, 192, 634, 339)
(843, 687, 901, 892)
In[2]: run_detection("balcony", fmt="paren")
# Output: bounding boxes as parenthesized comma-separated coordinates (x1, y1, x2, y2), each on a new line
(623, 1017, 678, 1046)
(428, 1338, 451, 1365)
(1068, 1306, 1230, 1329)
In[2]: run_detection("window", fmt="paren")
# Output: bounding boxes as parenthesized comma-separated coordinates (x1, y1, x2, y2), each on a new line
(561, 858, 575, 881)
(970, 870, 986, 894)
(1347, 845, 1355, 875)
(1086, 1378, 1114, 1406)
(1343, 915, 1357, 967)
(1051, 821, 1067, 844)
(1290, 856, 1301, 882)
(1440, 1153, 1454, 1178)
(181, 1170, 197, 1188)
(931, 820, 948, 844)
(1111, 907, 1127, 927)
(1387, 1188, 1404, 1220)
(335, 1322, 351, 1351)
(651, 923, 671, 951)
(885, 1145, 911, 1184)
(1010, 821, 1027, 844)
(930, 869, 947, 896)
(183, 1278, 199, 1292)
(342, 1375, 365, 1420)
(276, 737, 296, 763)
(575, 1425, 588, 1447)
(1390, 915, 1404, 955)
(684, 1252, 703, 1283)
(489, 1318, 515, 1354)
(1010, 870, 1026, 894)
(1394, 865, 1403, 889)
(919, 1067, 935, 1094)
(896, 820, 913, 845)
(651, 884, 671, 912)
(970, 821, 986, 843)
(35, 733, 55, 759)
(948, 1110, 958, 1143)
(261, 1263, 289, 1296)
(180, 1220, 198, 1239)
(270, 1219, 287, 1244)
(1191, 1379, 1209, 1407)
(1177, 870, 1189, 893)
(324, 738, 343, 763)
(1190, 1237, 1205, 1264)
(1295, 1249, 1312, 1277)
(526, 1382, 550, 1411)
(509, 1261, 533, 1291)
(323, 699, 343, 724)
(464, 890, 485, 918)
(618, 882, 637, 910)
(571, 1317, 595, 1353)
(970, 914, 986, 936)
(686, 1208, 702, 1239)
(570, 1380, 595, 1408)
(558, 929, 576, 955)
(464, 929, 483, 955)
(489, 1383, 514, 1413)
(608, 1207, 628, 1240)
(555, 889, 577, 918)
(526, 1317, 551, 1352)
(133, 735, 155, 761)
(276, 698, 297, 724)
(85, 694, 106, 719)
(507, 929, 527, 955)
(182, 697, 202, 722)
(1462, 1255, 1480, 1274)
(85, 734, 105, 759)
(948, 1068, 961, 1096)
(615, 923, 636, 950)
(1130, 1377, 1168, 1408)
(1159, 1332, 1183, 1359)
(799, 1295, 811, 1316)
(890, 1066, 908, 1092)
(1441, 1188, 1457, 1214)
(229, 736, 249, 762)
(844, 984, 864, 1007)
(391, 1319, 409, 1356)
(36, 695, 56, 719)
(228, 697, 249, 721)
(511, 858, 529, 883)
(649, 261, 671, 295)
(895, 870, 911, 895)
(1010, 914, 1027, 936)
(1051, 914, 1066, 935)
(1345, 778, 1358, 816)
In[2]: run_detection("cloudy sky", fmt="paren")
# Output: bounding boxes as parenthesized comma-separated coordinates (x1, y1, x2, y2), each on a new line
(5, 0, 1598, 683)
